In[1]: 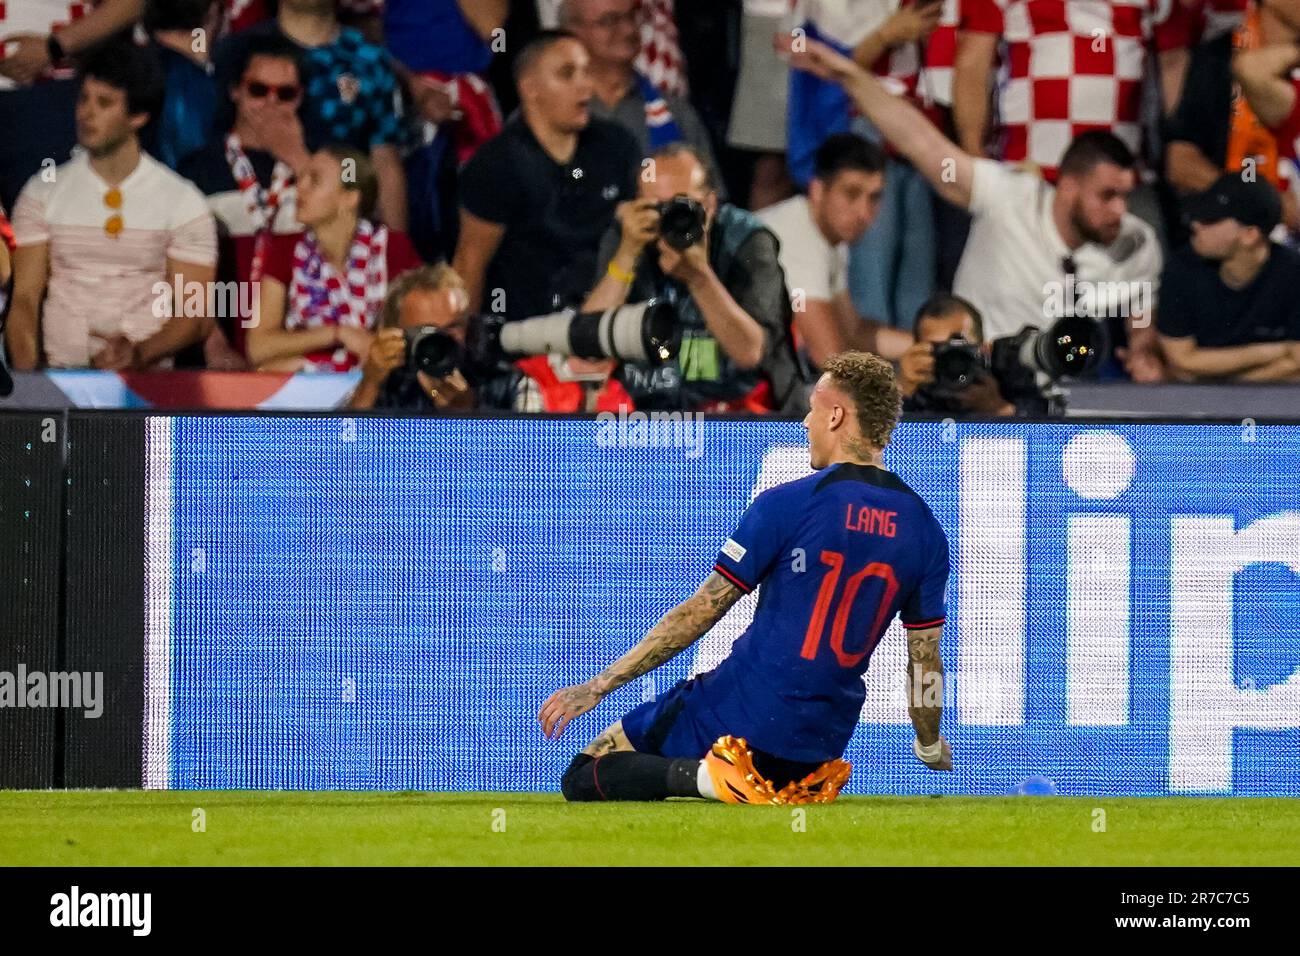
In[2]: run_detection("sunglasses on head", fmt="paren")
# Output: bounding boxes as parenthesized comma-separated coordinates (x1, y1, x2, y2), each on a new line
(244, 80, 300, 102)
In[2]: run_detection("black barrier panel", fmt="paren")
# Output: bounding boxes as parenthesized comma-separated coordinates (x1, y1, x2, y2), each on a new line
(0, 414, 63, 788)
(62, 415, 146, 789)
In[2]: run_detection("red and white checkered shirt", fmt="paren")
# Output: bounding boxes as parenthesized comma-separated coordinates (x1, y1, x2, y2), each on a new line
(963, 0, 1171, 176)
(634, 0, 687, 97)
(920, 1, 962, 108)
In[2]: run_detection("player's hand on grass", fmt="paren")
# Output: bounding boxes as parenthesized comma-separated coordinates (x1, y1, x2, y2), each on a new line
(914, 734, 952, 771)
(538, 681, 604, 740)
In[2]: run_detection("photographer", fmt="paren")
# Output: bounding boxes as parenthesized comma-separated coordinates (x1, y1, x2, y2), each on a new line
(585, 143, 805, 412)
(899, 294, 1014, 417)
(348, 263, 476, 411)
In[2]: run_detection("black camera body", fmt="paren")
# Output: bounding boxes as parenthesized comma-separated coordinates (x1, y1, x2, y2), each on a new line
(931, 336, 987, 391)
(656, 196, 707, 250)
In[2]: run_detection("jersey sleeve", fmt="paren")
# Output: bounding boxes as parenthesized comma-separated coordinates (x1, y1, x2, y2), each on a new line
(900, 515, 949, 630)
(711, 487, 793, 594)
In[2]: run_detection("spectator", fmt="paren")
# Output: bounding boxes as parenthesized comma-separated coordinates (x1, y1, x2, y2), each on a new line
(1157, 174, 1300, 382)
(180, 36, 310, 270)
(1233, 11, 1300, 195)
(384, 0, 507, 166)
(0, 0, 132, 216)
(787, 0, 942, 332)
(953, 0, 1179, 251)
(4, 41, 218, 371)
(1164, 1, 1298, 244)
(247, 145, 423, 372)
(793, 40, 1165, 383)
(143, 0, 223, 171)
(0, 0, 272, 205)
(213, 0, 409, 230)
(453, 31, 641, 321)
(728, 0, 798, 210)
(1154, 0, 1247, 115)
(560, 0, 719, 181)
(897, 293, 1014, 415)
(632, 0, 688, 97)
(487, 0, 685, 116)
(759, 132, 912, 371)
(585, 143, 806, 412)
(348, 263, 477, 410)
(180, 35, 313, 368)
(952, 0, 1171, 182)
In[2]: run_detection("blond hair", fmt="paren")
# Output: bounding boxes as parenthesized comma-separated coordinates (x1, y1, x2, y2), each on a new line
(381, 262, 466, 329)
(821, 351, 901, 451)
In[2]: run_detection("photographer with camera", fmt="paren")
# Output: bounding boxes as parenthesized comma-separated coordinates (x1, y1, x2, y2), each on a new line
(898, 294, 1014, 417)
(347, 263, 476, 411)
(584, 143, 805, 412)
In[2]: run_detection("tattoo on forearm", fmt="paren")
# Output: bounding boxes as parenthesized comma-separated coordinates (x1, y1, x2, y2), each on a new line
(595, 573, 742, 694)
(906, 628, 944, 743)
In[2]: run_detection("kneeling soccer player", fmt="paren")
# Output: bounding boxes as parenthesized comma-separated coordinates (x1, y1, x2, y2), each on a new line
(538, 352, 952, 804)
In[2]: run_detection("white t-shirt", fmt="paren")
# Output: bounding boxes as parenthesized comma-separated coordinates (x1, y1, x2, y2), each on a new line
(759, 194, 848, 304)
(953, 159, 1162, 341)
(12, 151, 217, 368)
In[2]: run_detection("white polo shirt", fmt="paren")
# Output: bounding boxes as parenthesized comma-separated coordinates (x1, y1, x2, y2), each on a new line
(758, 194, 848, 304)
(12, 151, 217, 368)
(953, 159, 1162, 341)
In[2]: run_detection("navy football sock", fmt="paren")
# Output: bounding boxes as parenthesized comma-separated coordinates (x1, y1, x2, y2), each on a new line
(560, 752, 702, 801)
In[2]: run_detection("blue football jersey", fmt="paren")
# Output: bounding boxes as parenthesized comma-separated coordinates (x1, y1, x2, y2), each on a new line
(704, 462, 949, 762)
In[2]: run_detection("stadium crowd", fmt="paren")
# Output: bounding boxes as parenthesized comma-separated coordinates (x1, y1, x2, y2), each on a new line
(3, 0, 1300, 413)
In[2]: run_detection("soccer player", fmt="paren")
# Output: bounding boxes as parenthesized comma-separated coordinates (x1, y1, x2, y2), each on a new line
(538, 351, 951, 803)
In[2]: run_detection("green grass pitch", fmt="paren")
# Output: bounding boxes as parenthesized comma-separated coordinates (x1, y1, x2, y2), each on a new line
(2, 792, 1299, 866)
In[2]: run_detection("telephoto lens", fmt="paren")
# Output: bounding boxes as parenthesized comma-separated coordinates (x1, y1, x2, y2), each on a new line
(497, 299, 681, 364)
(1025, 315, 1105, 378)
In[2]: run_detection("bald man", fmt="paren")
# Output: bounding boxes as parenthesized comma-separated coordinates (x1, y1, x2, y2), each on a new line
(453, 30, 642, 322)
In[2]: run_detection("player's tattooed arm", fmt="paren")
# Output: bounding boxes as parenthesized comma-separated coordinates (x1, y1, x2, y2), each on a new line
(906, 625, 948, 762)
(538, 573, 742, 739)
(592, 572, 742, 695)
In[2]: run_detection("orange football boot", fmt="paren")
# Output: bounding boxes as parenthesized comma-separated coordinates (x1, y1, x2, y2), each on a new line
(773, 759, 853, 805)
(702, 736, 780, 805)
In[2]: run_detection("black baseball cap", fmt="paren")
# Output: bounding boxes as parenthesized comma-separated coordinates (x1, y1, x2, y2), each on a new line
(1185, 173, 1281, 233)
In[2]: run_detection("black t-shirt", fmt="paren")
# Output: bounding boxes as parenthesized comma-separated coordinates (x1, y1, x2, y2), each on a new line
(459, 116, 641, 321)
(178, 139, 280, 198)
(1157, 244, 1300, 346)
(1165, 32, 1233, 172)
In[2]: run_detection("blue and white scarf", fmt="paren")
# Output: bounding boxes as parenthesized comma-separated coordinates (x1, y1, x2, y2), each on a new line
(636, 72, 684, 149)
